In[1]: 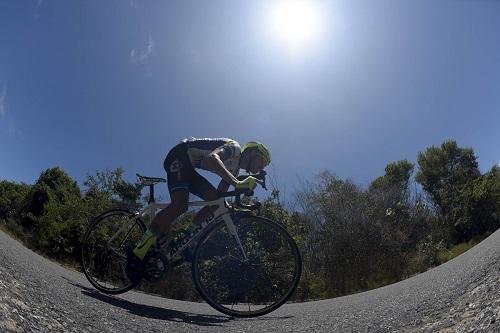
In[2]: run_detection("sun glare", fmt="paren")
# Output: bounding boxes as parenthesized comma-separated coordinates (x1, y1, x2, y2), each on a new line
(267, 0, 324, 50)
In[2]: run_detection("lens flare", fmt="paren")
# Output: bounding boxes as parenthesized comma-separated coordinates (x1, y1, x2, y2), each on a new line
(268, 0, 324, 50)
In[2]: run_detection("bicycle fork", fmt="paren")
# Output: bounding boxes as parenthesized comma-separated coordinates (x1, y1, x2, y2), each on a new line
(222, 214, 249, 262)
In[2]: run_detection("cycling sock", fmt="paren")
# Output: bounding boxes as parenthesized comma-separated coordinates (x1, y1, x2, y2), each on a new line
(133, 229, 157, 260)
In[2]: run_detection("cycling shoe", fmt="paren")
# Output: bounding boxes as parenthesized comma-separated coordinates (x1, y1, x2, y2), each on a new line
(125, 247, 145, 284)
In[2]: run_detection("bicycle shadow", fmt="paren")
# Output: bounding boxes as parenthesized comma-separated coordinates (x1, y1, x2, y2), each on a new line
(67, 279, 232, 327)
(66, 278, 295, 325)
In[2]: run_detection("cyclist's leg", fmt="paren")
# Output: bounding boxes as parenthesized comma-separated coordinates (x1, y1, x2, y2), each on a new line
(150, 190, 189, 237)
(133, 191, 189, 259)
(132, 143, 191, 260)
(190, 172, 219, 225)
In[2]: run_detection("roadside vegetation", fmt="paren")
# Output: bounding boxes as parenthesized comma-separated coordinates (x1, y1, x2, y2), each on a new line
(1, 139, 499, 301)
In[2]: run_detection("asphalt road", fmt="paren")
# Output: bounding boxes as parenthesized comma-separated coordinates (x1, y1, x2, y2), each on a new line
(1, 228, 500, 333)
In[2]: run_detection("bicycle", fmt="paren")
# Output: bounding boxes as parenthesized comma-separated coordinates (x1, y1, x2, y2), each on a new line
(80, 171, 302, 318)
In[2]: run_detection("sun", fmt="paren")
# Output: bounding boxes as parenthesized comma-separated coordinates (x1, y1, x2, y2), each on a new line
(267, 0, 324, 50)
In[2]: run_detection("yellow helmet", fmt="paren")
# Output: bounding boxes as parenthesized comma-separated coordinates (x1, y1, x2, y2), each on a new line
(242, 141, 271, 165)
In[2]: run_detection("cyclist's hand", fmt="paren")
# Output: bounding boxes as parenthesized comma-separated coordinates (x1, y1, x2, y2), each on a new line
(235, 176, 258, 190)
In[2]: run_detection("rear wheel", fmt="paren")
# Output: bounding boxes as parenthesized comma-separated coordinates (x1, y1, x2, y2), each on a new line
(81, 209, 146, 294)
(192, 216, 302, 317)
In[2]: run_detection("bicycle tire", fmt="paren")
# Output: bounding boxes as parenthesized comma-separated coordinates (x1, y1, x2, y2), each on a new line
(192, 216, 302, 317)
(81, 209, 146, 294)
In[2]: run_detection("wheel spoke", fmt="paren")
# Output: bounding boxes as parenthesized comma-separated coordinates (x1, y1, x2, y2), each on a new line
(81, 210, 146, 294)
(193, 217, 301, 317)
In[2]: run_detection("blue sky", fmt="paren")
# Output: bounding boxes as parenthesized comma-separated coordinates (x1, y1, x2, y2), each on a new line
(1, 0, 499, 201)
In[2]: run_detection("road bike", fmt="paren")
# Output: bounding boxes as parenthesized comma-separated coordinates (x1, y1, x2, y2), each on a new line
(80, 171, 302, 317)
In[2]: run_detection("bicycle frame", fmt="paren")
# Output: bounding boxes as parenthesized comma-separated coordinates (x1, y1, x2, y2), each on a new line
(82, 174, 301, 317)
(134, 197, 249, 261)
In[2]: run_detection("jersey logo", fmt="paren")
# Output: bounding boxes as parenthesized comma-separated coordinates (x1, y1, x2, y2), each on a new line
(170, 160, 183, 181)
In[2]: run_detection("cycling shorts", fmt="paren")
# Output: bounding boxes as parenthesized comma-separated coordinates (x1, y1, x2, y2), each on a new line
(163, 142, 215, 199)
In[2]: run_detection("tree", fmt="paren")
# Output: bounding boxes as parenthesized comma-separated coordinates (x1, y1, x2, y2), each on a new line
(488, 165, 500, 215)
(415, 140, 489, 242)
(27, 168, 82, 251)
(457, 165, 500, 238)
(23, 167, 81, 230)
(0, 180, 32, 220)
(369, 160, 415, 222)
(416, 140, 480, 215)
(370, 160, 415, 194)
(83, 168, 143, 211)
(0, 180, 33, 241)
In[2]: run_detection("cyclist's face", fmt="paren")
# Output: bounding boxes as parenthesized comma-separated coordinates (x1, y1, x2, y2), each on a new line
(247, 154, 266, 174)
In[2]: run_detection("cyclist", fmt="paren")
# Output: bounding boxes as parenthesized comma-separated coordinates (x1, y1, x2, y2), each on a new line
(126, 137, 271, 279)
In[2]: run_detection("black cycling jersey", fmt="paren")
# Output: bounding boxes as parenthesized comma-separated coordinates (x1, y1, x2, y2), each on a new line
(163, 138, 241, 199)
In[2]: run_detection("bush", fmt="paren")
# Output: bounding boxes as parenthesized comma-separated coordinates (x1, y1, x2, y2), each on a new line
(0, 180, 31, 221)
(437, 234, 488, 264)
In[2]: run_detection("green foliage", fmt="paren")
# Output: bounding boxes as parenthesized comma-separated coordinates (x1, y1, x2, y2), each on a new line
(20, 168, 85, 259)
(21, 167, 81, 233)
(1, 167, 144, 264)
(28, 167, 81, 215)
(437, 234, 487, 264)
(261, 189, 289, 225)
(35, 195, 87, 260)
(83, 168, 143, 211)
(415, 140, 486, 242)
(293, 271, 328, 301)
(294, 169, 442, 298)
(416, 140, 480, 213)
(0, 180, 31, 220)
(449, 166, 500, 241)
(370, 160, 414, 194)
(480, 165, 500, 216)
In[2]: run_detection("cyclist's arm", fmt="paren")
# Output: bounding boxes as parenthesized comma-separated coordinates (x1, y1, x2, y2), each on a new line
(204, 152, 239, 186)
(217, 179, 230, 193)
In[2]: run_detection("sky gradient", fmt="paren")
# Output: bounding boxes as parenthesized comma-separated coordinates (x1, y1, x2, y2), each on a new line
(1, 0, 499, 201)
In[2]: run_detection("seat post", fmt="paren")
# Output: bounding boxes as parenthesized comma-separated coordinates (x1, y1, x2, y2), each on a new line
(149, 185, 155, 204)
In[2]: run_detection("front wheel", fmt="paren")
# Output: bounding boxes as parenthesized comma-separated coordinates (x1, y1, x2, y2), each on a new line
(192, 216, 302, 317)
(81, 209, 146, 294)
